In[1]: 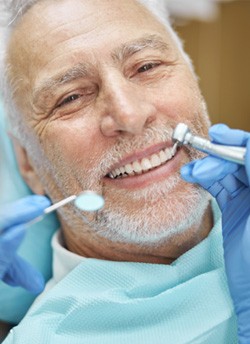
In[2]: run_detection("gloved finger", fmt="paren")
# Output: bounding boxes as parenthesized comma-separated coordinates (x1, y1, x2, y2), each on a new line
(181, 159, 221, 189)
(209, 124, 250, 146)
(0, 223, 25, 249)
(232, 167, 249, 188)
(2, 255, 45, 294)
(219, 172, 246, 198)
(0, 195, 51, 231)
(0, 224, 26, 278)
(209, 171, 247, 213)
(208, 185, 232, 210)
(181, 156, 239, 188)
(180, 160, 200, 183)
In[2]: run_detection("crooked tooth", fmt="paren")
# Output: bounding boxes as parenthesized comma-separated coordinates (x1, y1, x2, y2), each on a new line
(141, 158, 152, 171)
(132, 161, 142, 174)
(150, 154, 161, 168)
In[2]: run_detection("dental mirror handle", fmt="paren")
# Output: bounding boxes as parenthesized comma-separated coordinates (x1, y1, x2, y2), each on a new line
(43, 195, 77, 215)
(185, 132, 246, 165)
(27, 191, 104, 227)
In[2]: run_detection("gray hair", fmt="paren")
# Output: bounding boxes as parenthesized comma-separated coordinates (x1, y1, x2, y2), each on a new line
(0, 0, 37, 26)
(0, 0, 192, 146)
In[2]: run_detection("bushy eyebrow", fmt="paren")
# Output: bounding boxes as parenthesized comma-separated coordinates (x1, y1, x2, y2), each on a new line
(32, 63, 94, 103)
(111, 34, 169, 62)
(32, 34, 169, 103)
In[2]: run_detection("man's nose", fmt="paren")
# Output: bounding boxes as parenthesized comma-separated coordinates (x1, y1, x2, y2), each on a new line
(99, 77, 156, 137)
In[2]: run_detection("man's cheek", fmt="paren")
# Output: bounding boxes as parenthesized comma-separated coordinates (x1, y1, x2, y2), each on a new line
(159, 85, 199, 118)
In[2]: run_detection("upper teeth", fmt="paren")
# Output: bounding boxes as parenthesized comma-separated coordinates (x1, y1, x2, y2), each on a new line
(108, 143, 178, 179)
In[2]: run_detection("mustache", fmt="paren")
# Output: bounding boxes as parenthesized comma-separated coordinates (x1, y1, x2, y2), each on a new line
(75, 120, 206, 189)
(98, 121, 205, 174)
(98, 124, 175, 175)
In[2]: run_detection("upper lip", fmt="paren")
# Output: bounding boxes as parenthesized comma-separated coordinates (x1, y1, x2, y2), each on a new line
(105, 141, 174, 175)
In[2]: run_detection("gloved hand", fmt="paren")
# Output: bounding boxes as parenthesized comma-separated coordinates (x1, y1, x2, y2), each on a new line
(181, 124, 250, 343)
(0, 195, 51, 294)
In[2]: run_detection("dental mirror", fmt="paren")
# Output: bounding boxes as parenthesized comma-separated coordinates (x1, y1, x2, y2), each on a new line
(74, 191, 105, 212)
(44, 190, 104, 215)
(22, 191, 104, 229)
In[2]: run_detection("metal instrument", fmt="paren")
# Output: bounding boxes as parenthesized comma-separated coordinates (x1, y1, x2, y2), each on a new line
(172, 123, 246, 165)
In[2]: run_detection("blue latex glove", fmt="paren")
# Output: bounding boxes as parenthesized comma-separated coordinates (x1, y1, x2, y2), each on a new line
(0, 195, 51, 294)
(181, 124, 250, 343)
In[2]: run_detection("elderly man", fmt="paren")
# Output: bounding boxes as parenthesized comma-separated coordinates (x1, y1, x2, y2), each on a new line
(1, 0, 249, 342)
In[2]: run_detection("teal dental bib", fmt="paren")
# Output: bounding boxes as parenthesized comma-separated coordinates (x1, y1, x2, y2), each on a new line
(3, 203, 238, 343)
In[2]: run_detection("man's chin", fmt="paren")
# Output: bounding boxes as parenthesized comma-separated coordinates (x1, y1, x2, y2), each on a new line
(95, 183, 211, 246)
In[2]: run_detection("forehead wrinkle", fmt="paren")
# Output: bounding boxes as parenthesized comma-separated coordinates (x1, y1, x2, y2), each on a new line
(111, 34, 169, 63)
(32, 62, 95, 102)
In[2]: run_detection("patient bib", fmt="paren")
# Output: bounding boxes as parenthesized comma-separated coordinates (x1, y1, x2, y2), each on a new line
(3, 202, 237, 343)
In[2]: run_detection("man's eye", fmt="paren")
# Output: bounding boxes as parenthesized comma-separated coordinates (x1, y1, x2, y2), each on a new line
(58, 94, 81, 107)
(137, 63, 159, 73)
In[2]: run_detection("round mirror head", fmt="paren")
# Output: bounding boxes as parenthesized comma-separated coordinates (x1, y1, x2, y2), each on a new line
(74, 191, 104, 212)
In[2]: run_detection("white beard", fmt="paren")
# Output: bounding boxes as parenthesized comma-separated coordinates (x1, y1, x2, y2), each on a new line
(91, 174, 210, 246)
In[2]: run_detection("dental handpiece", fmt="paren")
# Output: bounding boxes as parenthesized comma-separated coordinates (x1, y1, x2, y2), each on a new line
(172, 123, 246, 165)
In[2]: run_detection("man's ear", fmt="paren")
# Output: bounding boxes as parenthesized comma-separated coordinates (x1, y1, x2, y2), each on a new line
(12, 138, 45, 195)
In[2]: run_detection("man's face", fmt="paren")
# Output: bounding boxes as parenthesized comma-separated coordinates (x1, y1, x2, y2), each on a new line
(8, 0, 211, 256)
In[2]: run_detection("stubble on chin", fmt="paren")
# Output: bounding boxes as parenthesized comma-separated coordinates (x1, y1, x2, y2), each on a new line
(92, 171, 211, 247)
(87, 125, 210, 246)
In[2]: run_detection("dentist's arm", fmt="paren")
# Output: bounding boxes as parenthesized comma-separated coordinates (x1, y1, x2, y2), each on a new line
(0, 195, 51, 294)
(181, 124, 250, 343)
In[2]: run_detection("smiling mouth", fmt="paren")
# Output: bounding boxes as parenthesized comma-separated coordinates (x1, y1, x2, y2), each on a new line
(107, 143, 178, 179)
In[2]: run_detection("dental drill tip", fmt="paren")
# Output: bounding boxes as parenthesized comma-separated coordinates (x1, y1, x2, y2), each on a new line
(172, 123, 190, 145)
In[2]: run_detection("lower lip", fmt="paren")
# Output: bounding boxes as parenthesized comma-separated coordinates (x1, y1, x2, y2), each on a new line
(103, 148, 187, 190)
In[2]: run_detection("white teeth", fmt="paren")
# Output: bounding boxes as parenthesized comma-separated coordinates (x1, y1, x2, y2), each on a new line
(125, 164, 133, 175)
(141, 158, 152, 171)
(108, 144, 178, 179)
(132, 161, 143, 174)
(150, 154, 161, 168)
(115, 168, 121, 176)
(159, 150, 167, 163)
(164, 148, 172, 160)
